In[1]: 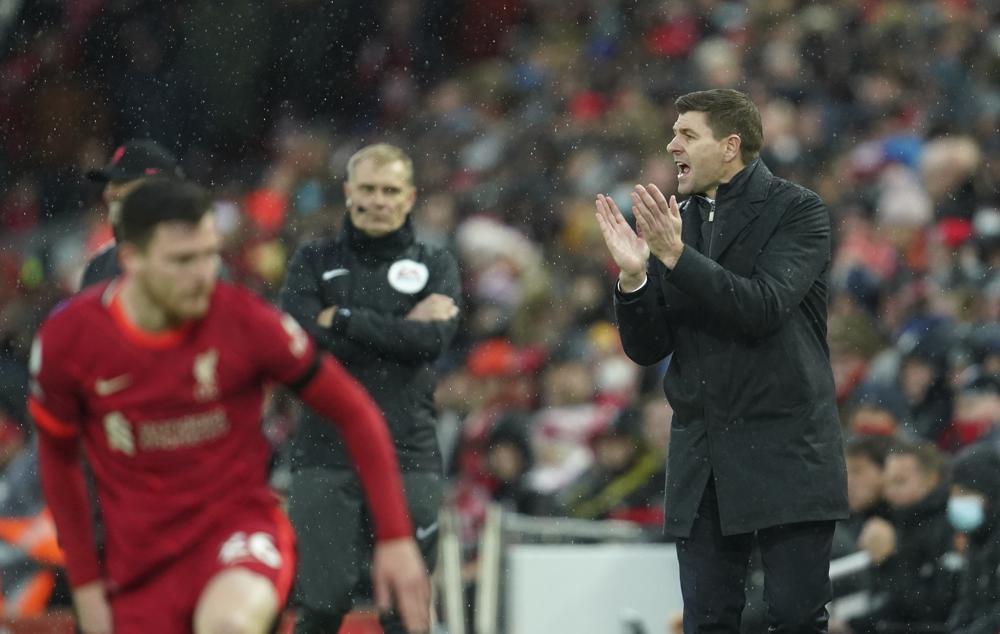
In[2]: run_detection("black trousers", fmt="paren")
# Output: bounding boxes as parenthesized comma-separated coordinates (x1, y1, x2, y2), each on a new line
(676, 477, 834, 634)
(289, 468, 443, 634)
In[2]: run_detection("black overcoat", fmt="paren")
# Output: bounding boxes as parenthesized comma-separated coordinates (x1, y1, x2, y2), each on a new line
(615, 161, 848, 537)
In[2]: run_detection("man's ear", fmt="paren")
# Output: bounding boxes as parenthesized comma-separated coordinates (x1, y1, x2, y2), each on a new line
(725, 135, 743, 163)
(117, 241, 142, 276)
(403, 185, 417, 214)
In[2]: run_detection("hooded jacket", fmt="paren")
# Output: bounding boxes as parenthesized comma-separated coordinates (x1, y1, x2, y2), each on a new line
(948, 444, 1000, 634)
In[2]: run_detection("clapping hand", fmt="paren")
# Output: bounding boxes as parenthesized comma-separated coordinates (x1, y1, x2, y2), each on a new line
(595, 194, 650, 291)
(630, 184, 684, 269)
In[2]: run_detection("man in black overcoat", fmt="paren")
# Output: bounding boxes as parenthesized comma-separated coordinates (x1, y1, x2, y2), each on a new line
(595, 88, 848, 633)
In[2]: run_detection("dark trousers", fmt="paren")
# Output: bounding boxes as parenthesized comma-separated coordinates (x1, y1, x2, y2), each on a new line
(289, 468, 443, 634)
(676, 477, 834, 634)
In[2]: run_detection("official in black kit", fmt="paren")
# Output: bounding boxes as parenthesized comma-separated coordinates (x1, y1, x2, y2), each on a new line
(279, 143, 460, 634)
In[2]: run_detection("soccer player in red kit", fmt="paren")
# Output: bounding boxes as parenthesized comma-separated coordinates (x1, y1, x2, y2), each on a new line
(28, 178, 430, 634)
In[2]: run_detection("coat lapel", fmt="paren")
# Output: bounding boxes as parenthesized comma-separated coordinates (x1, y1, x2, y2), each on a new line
(680, 198, 702, 250)
(709, 162, 772, 261)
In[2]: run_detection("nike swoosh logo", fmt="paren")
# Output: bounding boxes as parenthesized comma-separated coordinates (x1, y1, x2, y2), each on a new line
(415, 522, 438, 541)
(322, 268, 350, 280)
(95, 375, 131, 396)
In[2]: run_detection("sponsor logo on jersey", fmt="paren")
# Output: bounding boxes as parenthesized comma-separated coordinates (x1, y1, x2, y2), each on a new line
(137, 408, 229, 451)
(95, 374, 131, 396)
(104, 408, 230, 454)
(104, 412, 136, 456)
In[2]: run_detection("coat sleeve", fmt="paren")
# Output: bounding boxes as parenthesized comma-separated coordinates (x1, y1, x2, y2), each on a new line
(613, 259, 675, 366)
(665, 191, 830, 339)
(278, 244, 368, 363)
(335, 250, 461, 364)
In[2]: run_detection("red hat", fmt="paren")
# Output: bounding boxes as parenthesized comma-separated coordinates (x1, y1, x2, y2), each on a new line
(937, 217, 973, 249)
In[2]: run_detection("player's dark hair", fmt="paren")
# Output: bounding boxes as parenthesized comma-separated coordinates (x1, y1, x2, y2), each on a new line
(674, 89, 763, 164)
(118, 178, 213, 248)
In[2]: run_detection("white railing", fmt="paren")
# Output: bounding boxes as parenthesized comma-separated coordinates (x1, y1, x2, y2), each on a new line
(436, 506, 876, 634)
(472, 505, 651, 634)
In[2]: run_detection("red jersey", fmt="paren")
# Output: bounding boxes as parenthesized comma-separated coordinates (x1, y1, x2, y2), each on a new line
(29, 281, 409, 591)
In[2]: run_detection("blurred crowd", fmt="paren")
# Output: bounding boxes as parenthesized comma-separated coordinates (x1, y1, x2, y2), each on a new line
(1, 0, 1000, 629)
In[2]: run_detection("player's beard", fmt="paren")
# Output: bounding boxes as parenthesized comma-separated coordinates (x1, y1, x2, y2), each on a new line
(140, 272, 213, 325)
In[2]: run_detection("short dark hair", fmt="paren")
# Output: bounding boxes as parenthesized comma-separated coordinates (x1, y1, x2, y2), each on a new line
(118, 178, 213, 248)
(888, 440, 948, 480)
(674, 89, 763, 164)
(845, 434, 900, 468)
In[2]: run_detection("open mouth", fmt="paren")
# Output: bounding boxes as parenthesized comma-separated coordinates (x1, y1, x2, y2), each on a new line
(676, 162, 691, 178)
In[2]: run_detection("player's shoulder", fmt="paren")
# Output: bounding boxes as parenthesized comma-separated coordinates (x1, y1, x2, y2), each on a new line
(209, 283, 289, 331)
(41, 283, 109, 331)
(211, 282, 272, 313)
(35, 284, 111, 356)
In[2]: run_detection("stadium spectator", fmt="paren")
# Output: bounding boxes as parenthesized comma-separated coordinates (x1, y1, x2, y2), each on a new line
(556, 406, 666, 528)
(79, 139, 185, 289)
(833, 434, 898, 560)
(947, 444, 1000, 634)
(852, 442, 959, 633)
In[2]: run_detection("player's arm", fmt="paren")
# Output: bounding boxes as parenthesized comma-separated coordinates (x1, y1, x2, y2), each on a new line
(28, 329, 112, 634)
(289, 353, 429, 632)
(31, 404, 102, 586)
(27, 331, 101, 588)
(275, 323, 431, 632)
(287, 352, 412, 539)
(33, 420, 113, 634)
(252, 298, 429, 632)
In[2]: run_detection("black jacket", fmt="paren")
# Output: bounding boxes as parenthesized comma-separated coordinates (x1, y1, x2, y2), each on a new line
(79, 243, 230, 289)
(948, 445, 1000, 634)
(854, 487, 959, 632)
(79, 244, 120, 290)
(950, 533, 1000, 634)
(614, 161, 848, 537)
(279, 219, 460, 472)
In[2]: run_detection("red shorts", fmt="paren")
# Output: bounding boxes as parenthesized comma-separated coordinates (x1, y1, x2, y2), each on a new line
(110, 505, 296, 634)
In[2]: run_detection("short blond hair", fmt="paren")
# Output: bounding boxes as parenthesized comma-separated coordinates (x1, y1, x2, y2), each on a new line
(346, 143, 414, 185)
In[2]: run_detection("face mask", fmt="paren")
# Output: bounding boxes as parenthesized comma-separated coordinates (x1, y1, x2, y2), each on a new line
(948, 495, 986, 532)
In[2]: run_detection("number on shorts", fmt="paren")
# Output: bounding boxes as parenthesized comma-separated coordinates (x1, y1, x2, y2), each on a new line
(218, 531, 281, 569)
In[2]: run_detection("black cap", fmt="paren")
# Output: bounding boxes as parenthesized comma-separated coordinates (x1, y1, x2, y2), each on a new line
(86, 139, 183, 184)
(953, 444, 1000, 498)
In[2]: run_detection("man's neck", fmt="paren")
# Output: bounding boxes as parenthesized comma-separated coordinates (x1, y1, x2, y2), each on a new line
(704, 160, 747, 200)
(119, 277, 173, 332)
